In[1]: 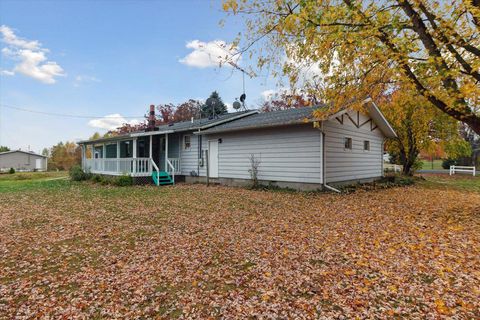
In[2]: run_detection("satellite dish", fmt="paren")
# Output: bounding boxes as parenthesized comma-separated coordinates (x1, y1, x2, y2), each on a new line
(240, 93, 246, 103)
(232, 100, 241, 110)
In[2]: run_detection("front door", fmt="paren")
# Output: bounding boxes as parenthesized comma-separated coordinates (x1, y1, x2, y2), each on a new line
(208, 140, 219, 178)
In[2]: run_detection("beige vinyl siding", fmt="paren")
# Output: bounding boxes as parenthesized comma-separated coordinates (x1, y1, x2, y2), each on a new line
(205, 125, 323, 184)
(324, 111, 384, 183)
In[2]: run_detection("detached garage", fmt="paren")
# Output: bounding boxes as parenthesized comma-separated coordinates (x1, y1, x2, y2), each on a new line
(0, 150, 48, 172)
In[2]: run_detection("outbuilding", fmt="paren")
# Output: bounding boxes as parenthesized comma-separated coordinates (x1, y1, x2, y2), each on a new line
(0, 150, 48, 172)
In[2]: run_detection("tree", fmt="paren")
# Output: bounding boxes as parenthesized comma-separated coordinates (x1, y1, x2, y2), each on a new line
(89, 132, 102, 140)
(110, 100, 202, 135)
(48, 141, 81, 171)
(175, 99, 202, 121)
(223, 0, 480, 134)
(379, 86, 461, 175)
(260, 92, 316, 112)
(201, 91, 228, 118)
(0, 146, 10, 152)
(41, 148, 50, 157)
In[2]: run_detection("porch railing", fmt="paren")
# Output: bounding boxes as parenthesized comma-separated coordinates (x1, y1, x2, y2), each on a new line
(85, 158, 152, 176)
(167, 158, 181, 174)
(84, 157, 181, 177)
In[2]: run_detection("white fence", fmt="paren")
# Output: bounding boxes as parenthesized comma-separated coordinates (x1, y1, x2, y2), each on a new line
(84, 158, 152, 176)
(384, 163, 402, 173)
(449, 165, 476, 176)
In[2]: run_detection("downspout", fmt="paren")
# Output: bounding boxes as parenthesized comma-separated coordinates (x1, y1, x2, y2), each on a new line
(319, 123, 341, 193)
(197, 129, 200, 174)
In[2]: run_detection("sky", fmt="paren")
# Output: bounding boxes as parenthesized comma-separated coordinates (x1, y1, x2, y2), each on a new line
(0, 0, 280, 153)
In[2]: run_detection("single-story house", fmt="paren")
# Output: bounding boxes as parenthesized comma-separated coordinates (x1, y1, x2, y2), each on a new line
(0, 150, 48, 172)
(79, 100, 396, 190)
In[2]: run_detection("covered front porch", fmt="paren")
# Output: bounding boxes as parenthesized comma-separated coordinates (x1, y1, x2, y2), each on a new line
(81, 132, 182, 179)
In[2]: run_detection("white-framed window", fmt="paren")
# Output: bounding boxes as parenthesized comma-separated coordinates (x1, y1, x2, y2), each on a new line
(344, 137, 352, 150)
(364, 140, 370, 151)
(184, 135, 191, 150)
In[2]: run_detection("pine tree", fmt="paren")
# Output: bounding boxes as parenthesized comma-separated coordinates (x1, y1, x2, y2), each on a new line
(201, 91, 227, 118)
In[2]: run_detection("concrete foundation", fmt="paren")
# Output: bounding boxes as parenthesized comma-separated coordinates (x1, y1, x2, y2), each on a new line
(184, 175, 324, 191)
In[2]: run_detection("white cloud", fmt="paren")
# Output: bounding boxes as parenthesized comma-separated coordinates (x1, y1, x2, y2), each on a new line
(179, 40, 240, 68)
(0, 69, 14, 76)
(0, 25, 40, 50)
(88, 114, 141, 131)
(261, 88, 290, 101)
(0, 25, 65, 84)
(74, 75, 101, 87)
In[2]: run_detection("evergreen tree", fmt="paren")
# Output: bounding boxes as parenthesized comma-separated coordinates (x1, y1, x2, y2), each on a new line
(201, 91, 227, 118)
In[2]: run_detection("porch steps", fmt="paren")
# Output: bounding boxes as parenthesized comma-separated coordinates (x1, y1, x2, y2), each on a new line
(152, 171, 174, 186)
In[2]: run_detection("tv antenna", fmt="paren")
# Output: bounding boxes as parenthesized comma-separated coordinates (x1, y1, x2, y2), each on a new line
(228, 61, 254, 110)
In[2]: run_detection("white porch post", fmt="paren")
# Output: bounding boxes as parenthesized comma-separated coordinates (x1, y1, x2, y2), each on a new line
(81, 145, 85, 170)
(102, 143, 106, 172)
(116, 141, 120, 173)
(149, 135, 153, 173)
(132, 138, 137, 174)
(149, 135, 153, 159)
(165, 133, 169, 172)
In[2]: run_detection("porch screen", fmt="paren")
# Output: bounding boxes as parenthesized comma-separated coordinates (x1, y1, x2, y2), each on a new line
(120, 140, 133, 158)
(137, 137, 149, 157)
(105, 144, 117, 158)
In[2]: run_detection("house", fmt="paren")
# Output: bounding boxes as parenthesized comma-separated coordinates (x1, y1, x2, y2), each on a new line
(79, 100, 396, 190)
(0, 150, 48, 172)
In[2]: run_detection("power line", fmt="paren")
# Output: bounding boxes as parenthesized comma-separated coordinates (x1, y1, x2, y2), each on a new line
(0, 104, 146, 119)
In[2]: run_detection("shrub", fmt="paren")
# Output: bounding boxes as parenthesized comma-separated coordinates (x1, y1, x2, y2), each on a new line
(114, 174, 133, 186)
(9, 168, 15, 174)
(69, 165, 90, 181)
(248, 154, 261, 189)
(91, 174, 103, 183)
(442, 159, 456, 170)
(394, 175, 415, 186)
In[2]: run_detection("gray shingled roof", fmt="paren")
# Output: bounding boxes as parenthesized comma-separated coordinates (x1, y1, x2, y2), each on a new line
(197, 106, 326, 135)
(79, 110, 256, 144)
(155, 110, 255, 132)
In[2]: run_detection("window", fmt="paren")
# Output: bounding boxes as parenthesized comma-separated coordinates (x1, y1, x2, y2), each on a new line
(184, 135, 191, 150)
(364, 140, 370, 151)
(344, 137, 352, 150)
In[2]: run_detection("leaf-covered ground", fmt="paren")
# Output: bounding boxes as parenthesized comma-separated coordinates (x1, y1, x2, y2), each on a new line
(0, 178, 479, 319)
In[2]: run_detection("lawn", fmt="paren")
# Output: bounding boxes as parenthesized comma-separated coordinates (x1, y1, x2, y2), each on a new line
(419, 159, 444, 170)
(0, 171, 68, 193)
(0, 176, 479, 318)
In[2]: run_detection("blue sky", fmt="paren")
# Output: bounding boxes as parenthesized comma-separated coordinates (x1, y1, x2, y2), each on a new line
(0, 0, 279, 152)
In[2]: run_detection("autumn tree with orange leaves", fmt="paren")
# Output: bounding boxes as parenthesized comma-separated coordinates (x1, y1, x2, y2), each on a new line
(223, 0, 480, 134)
(379, 87, 470, 175)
